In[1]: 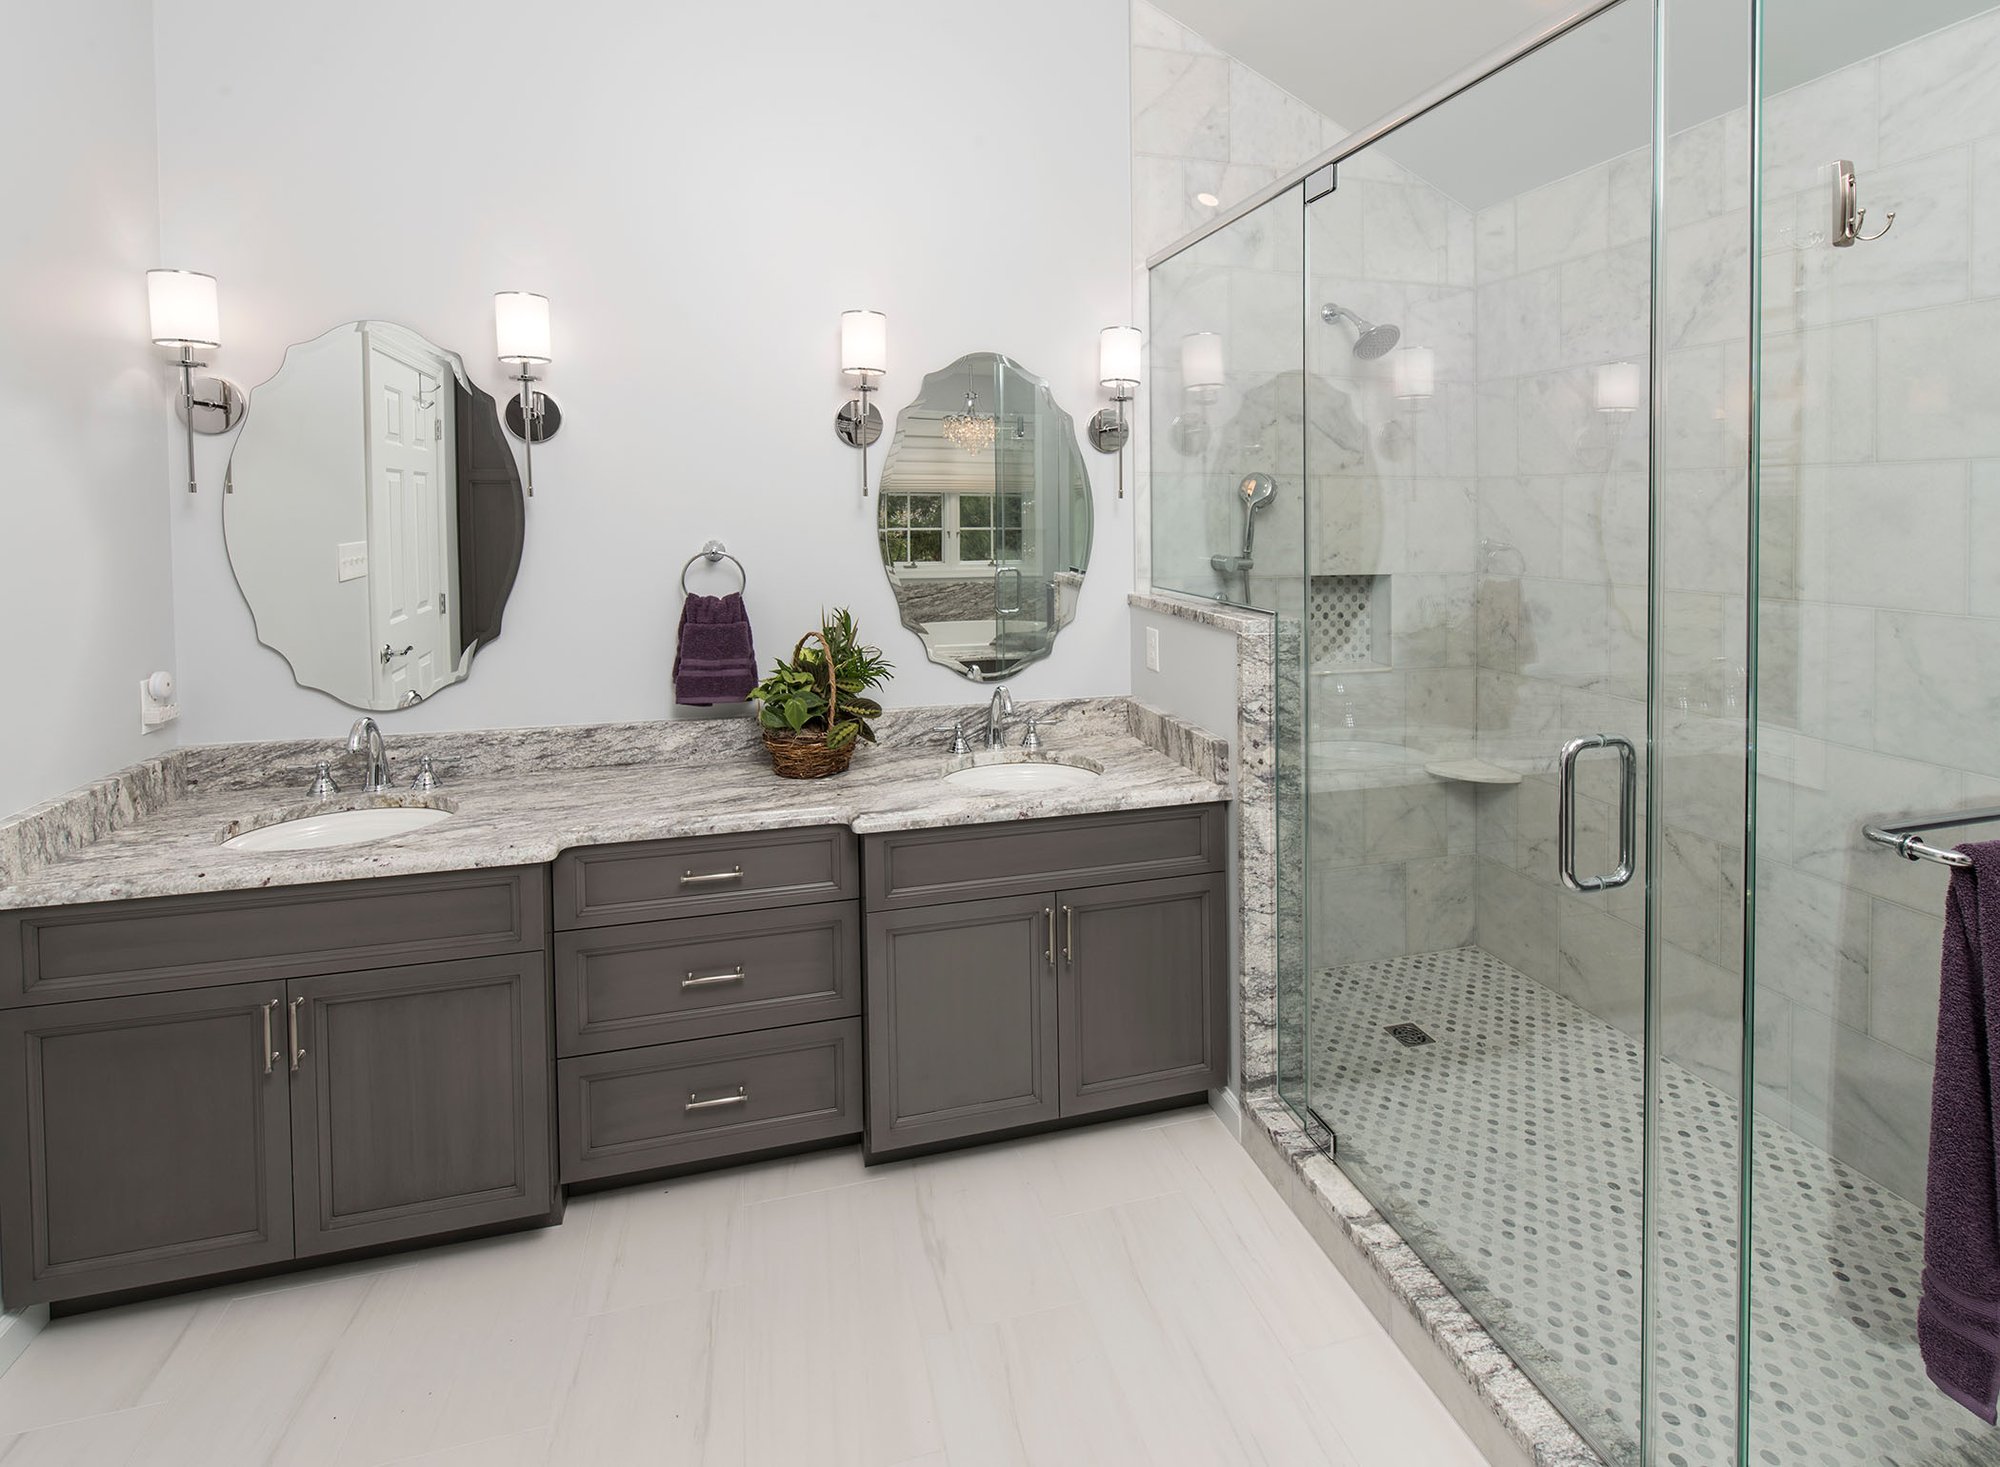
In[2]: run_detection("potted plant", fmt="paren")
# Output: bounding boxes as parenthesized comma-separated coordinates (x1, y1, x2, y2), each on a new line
(749, 608, 893, 779)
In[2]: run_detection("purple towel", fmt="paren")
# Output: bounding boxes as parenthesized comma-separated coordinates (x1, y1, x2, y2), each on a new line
(673, 592, 758, 706)
(1921, 838, 2000, 1422)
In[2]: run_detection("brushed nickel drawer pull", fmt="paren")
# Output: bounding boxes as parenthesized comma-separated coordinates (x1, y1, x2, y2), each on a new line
(682, 966, 746, 989)
(1044, 907, 1056, 965)
(287, 996, 305, 1072)
(1062, 904, 1074, 963)
(261, 999, 280, 1075)
(680, 866, 744, 886)
(686, 1085, 748, 1112)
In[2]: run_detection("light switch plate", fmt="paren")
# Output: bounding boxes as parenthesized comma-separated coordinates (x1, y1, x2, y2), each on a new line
(1145, 626, 1161, 672)
(337, 541, 369, 582)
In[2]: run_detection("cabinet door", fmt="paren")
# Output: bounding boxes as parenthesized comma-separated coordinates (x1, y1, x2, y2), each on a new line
(1057, 874, 1226, 1116)
(0, 982, 293, 1305)
(289, 954, 552, 1257)
(865, 893, 1058, 1158)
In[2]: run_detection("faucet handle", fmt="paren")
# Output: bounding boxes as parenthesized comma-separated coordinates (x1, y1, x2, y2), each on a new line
(307, 761, 340, 800)
(1020, 710, 1063, 752)
(930, 717, 972, 757)
(410, 754, 442, 793)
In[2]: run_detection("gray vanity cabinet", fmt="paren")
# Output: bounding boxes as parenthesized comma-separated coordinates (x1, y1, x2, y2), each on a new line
(0, 983, 296, 1306)
(1056, 873, 1227, 1116)
(864, 894, 1062, 1155)
(289, 954, 551, 1257)
(861, 805, 1228, 1161)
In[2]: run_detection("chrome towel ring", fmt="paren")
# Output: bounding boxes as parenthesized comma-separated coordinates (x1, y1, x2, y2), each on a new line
(680, 540, 747, 596)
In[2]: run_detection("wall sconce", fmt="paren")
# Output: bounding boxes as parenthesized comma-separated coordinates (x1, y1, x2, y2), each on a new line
(147, 269, 244, 494)
(835, 309, 887, 497)
(1595, 360, 1643, 416)
(1088, 325, 1141, 499)
(1392, 346, 1435, 404)
(1172, 331, 1224, 457)
(495, 291, 560, 497)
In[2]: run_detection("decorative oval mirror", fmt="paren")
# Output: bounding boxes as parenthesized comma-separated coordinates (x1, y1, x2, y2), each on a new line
(876, 352, 1093, 680)
(225, 321, 525, 709)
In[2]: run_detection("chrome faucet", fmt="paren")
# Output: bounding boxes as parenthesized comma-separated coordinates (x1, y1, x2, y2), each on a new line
(983, 687, 1016, 750)
(347, 717, 394, 793)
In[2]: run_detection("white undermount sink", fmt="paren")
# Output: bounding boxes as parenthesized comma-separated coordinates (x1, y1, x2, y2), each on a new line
(944, 760, 1103, 794)
(223, 805, 454, 852)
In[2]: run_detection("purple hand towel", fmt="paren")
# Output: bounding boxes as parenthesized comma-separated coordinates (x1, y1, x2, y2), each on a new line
(1921, 838, 2000, 1422)
(673, 592, 758, 706)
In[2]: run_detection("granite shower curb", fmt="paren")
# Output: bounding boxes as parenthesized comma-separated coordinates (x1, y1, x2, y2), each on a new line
(1236, 1088, 1605, 1467)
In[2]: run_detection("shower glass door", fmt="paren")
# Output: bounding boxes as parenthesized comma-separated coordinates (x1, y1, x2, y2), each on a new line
(1298, 6, 1658, 1460)
(1747, 0, 2000, 1460)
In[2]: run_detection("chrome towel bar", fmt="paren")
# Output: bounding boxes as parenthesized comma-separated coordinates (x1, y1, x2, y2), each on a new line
(1861, 807, 2000, 869)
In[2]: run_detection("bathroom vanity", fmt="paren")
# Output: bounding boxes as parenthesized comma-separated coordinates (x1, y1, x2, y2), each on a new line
(0, 705, 1228, 1307)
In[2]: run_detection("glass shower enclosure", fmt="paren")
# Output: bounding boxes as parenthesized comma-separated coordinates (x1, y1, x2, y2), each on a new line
(1148, 0, 2000, 1461)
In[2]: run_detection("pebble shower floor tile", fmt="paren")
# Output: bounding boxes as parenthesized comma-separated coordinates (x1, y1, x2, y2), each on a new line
(1307, 946, 1997, 1467)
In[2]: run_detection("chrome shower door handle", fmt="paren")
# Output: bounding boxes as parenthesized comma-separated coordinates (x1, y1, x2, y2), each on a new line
(1558, 734, 1638, 894)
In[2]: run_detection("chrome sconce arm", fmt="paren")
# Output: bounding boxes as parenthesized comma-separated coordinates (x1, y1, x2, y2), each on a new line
(495, 291, 561, 497)
(835, 309, 887, 497)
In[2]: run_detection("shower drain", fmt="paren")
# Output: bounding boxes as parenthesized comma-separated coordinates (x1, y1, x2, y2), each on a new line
(1385, 1022, 1435, 1048)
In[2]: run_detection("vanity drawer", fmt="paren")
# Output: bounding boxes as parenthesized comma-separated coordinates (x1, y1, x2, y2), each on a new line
(553, 903, 859, 1056)
(553, 828, 857, 930)
(863, 804, 1227, 911)
(0, 869, 547, 1006)
(557, 1018, 862, 1183)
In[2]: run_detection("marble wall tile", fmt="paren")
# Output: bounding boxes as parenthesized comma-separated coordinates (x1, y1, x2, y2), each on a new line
(1476, 478, 1564, 579)
(1660, 210, 1752, 352)
(1476, 380, 1520, 477)
(1665, 110, 1750, 225)
(1474, 857, 1559, 991)
(1554, 893, 1644, 1036)
(1606, 149, 1652, 250)
(1877, 296, 2000, 460)
(1133, 48, 1230, 162)
(1404, 479, 1477, 575)
(1406, 668, 1478, 735)
(1970, 460, 2000, 617)
(1557, 241, 1649, 364)
(1973, 139, 2000, 298)
(1476, 268, 1563, 379)
(1389, 574, 1477, 670)
(1790, 1005, 1935, 1202)
(1784, 741, 1959, 912)
(1514, 168, 1611, 275)
(1762, 57, 1879, 199)
(1878, 6, 2000, 165)
(1754, 860, 1872, 1029)
(1312, 860, 1410, 969)
(1759, 321, 1876, 467)
(1875, 609, 2000, 777)
(1867, 896, 1944, 1065)
(1131, 0, 1215, 54)
(1656, 942, 1746, 1096)
(1226, 60, 1326, 171)
(1406, 855, 1476, 954)
(1561, 471, 1649, 589)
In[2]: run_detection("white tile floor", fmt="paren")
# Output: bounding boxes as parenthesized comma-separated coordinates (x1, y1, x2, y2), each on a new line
(0, 1108, 1487, 1467)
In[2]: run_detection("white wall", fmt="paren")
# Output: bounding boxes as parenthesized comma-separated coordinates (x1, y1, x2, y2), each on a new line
(0, 1, 177, 818)
(154, 0, 1134, 743)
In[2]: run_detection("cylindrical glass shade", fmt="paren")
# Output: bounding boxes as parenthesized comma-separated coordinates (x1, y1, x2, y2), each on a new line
(147, 269, 220, 348)
(494, 291, 552, 364)
(1595, 359, 1642, 414)
(1392, 346, 1436, 401)
(1099, 325, 1142, 388)
(841, 309, 887, 377)
(1181, 331, 1225, 389)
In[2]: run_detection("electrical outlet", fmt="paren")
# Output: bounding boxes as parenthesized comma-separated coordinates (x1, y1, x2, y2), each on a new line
(1145, 626, 1161, 673)
(139, 672, 179, 733)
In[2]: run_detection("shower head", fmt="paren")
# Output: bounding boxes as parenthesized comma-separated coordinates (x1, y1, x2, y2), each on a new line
(1320, 303, 1402, 360)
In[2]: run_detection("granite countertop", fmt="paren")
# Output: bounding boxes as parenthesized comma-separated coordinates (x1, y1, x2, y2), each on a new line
(0, 698, 1228, 911)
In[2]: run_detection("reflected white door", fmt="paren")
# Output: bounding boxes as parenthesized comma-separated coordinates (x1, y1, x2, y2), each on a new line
(363, 331, 457, 705)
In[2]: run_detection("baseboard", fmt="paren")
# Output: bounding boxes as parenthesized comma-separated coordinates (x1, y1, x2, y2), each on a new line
(0, 1305, 48, 1376)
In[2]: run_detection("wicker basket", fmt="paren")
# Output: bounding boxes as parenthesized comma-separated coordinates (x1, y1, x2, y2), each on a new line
(761, 629, 856, 780)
